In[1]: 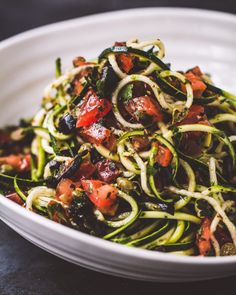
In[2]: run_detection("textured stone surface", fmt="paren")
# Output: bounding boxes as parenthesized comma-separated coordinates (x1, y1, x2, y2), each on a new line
(0, 1, 236, 294)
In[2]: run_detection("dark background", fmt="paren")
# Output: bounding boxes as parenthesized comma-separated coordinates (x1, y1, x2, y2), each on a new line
(1, 0, 236, 41)
(0, 1, 236, 294)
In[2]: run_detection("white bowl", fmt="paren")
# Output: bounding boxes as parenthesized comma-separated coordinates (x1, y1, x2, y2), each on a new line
(0, 8, 236, 282)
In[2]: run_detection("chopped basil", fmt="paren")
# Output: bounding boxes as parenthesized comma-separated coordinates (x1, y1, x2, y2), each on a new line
(121, 83, 133, 103)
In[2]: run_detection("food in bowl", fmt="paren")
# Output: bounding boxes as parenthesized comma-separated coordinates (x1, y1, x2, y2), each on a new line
(0, 38, 236, 256)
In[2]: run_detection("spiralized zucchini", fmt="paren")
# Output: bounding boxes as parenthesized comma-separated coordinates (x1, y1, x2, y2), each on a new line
(1, 38, 236, 257)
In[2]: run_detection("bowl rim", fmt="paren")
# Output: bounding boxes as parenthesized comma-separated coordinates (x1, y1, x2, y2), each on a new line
(1, 7, 236, 265)
(1, 194, 236, 265)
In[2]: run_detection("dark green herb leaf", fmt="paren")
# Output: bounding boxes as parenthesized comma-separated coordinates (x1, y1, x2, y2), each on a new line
(121, 84, 133, 103)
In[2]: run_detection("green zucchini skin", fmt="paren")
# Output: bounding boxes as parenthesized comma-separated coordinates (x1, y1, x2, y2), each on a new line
(0, 173, 45, 188)
(98, 46, 170, 71)
(178, 151, 228, 185)
(127, 220, 174, 247)
(205, 82, 236, 99)
(71, 83, 90, 106)
(155, 74, 217, 104)
(161, 241, 195, 252)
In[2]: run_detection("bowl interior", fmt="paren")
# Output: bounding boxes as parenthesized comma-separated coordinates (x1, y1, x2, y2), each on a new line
(1, 8, 236, 281)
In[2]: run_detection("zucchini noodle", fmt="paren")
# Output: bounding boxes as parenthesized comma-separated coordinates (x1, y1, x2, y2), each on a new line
(167, 220, 186, 244)
(26, 186, 56, 211)
(127, 221, 174, 248)
(210, 113, 236, 125)
(94, 144, 120, 162)
(117, 143, 140, 174)
(174, 159, 196, 210)
(127, 38, 165, 76)
(210, 201, 235, 256)
(125, 141, 153, 196)
(141, 226, 176, 250)
(112, 74, 171, 129)
(103, 190, 139, 228)
(140, 211, 201, 224)
(167, 186, 236, 247)
(173, 124, 235, 166)
(159, 70, 193, 109)
(1, 37, 236, 257)
(44, 108, 72, 141)
(44, 64, 98, 100)
(105, 39, 166, 79)
(209, 157, 224, 204)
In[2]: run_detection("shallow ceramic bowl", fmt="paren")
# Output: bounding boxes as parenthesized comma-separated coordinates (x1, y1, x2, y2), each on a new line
(0, 8, 236, 282)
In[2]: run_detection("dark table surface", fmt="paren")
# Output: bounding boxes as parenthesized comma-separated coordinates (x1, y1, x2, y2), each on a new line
(0, 1, 236, 294)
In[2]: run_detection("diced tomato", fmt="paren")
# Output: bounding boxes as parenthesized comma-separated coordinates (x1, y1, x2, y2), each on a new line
(56, 178, 81, 204)
(178, 105, 210, 141)
(180, 105, 205, 125)
(114, 41, 134, 73)
(71, 57, 95, 95)
(186, 72, 207, 98)
(0, 154, 31, 172)
(114, 41, 126, 46)
(179, 104, 210, 133)
(73, 56, 95, 67)
(154, 143, 173, 167)
(81, 179, 118, 216)
(97, 160, 120, 183)
(125, 95, 163, 123)
(196, 217, 212, 256)
(76, 90, 112, 127)
(73, 56, 86, 67)
(103, 133, 117, 151)
(116, 53, 134, 74)
(179, 105, 211, 147)
(187, 66, 203, 77)
(181, 71, 207, 98)
(74, 160, 96, 179)
(73, 79, 84, 95)
(80, 123, 112, 145)
(176, 105, 211, 156)
(6, 192, 24, 206)
(81, 179, 103, 192)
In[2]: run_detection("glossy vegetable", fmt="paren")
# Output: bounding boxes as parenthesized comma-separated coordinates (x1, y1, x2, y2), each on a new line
(76, 90, 112, 127)
(196, 218, 212, 256)
(1, 38, 236, 257)
(81, 179, 118, 216)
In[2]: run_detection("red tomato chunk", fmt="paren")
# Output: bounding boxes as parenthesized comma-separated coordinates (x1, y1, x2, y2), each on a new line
(154, 143, 172, 167)
(196, 217, 212, 256)
(56, 178, 81, 204)
(0, 154, 31, 172)
(80, 123, 112, 145)
(181, 67, 207, 98)
(76, 90, 112, 127)
(125, 95, 163, 123)
(116, 53, 134, 73)
(81, 179, 118, 216)
(6, 192, 24, 206)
